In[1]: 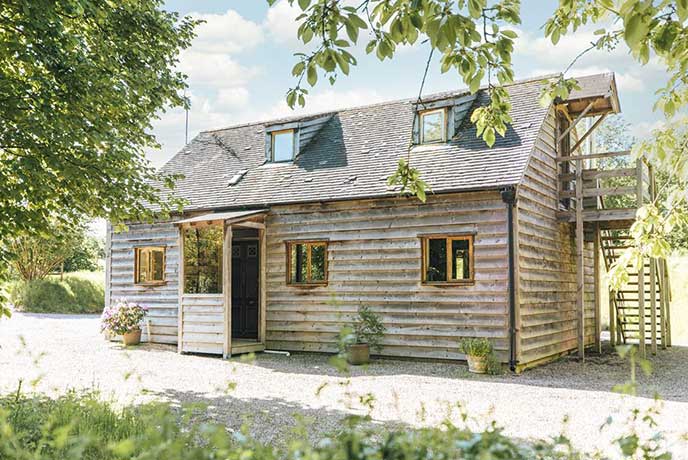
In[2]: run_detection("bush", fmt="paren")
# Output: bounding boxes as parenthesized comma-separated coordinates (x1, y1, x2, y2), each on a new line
(0, 390, 551, 460)
(0, 386, 675, 460)
(10, 276, 104, 314)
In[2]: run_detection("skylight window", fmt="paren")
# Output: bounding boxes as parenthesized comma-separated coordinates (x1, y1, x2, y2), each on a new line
(271, 129, 295, 162)
(420, 109, 446, 144)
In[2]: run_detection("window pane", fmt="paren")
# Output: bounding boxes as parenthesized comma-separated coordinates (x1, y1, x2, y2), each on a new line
(136, 249, 148, 283)
(310, 244, 326, 281)
(451, 239, 470, 280)
(426, 238, 447, 282)
(422, 111, 444, 143)
(290, 243, 308, 283)
(184, 226, 223, 294)
(152, 250, 164, 281)
(273, 131, 294, 162)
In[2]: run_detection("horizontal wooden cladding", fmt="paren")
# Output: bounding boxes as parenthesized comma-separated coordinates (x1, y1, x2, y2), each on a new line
(516, 108, 597, 366)
(265, 191, 510, 362)
(180, 294, 223, 354)
(107, 221, 180, 345)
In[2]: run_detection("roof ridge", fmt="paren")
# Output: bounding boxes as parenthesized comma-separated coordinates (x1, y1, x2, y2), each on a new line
(200, 72, 563, 135)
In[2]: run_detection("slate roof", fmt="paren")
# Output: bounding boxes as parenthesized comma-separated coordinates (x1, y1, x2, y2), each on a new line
(156, 73, 606, 213)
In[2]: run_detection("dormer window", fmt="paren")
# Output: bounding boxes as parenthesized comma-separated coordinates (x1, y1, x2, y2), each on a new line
(420, 108, 446, 144)
(271, 129, 295, 162)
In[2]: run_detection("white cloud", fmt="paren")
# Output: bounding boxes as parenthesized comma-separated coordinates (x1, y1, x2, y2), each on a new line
(178, 50, 258, 88)
(260, 88, 385, 120)
(633, 119, 665, 140)
(216, 87, 250, 110)
(189, 9, 264, 54)
(264, 0, 301, 47)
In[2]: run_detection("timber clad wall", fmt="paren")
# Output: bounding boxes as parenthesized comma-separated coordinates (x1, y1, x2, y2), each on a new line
(107, 221, 179, 344)
(264, 192, 510, 361)
(516, 108, 596, 365)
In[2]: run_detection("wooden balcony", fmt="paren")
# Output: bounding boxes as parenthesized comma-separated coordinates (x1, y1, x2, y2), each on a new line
(555, 149, 653, 231)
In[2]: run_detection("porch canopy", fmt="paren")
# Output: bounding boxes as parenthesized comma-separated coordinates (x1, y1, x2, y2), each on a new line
(175, 209, 268, 227)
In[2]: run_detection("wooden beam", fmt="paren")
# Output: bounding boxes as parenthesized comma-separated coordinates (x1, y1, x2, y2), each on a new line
(570, 113, 608, 154)
(609, 295, 616, 348)
(663, 258, 672, 347)
(223, 224, 232, 359)
(259, 227, 267, 346)
(557, 100, 595, 143)
(650, 258, 657, 355)
(576, 157, 585, 360)
(638, 255, 646, 357)
(658, 260, 667, 349)
(559, 167, 637, 182)
(594, 224, 602, 354)
(177, 227, 185, 354)
(557, 150, 630, 162)
(559, 185, 636, 199)
(234, 221, 266, 230)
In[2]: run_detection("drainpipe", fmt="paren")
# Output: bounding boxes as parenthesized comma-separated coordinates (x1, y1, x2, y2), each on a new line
(500, 186, 518, 372)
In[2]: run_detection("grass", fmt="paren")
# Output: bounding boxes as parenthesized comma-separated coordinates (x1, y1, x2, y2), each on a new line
(6, 271, 105, 315)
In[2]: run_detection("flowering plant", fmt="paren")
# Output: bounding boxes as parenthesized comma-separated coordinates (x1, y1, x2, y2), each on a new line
(101, 300, 148, 335)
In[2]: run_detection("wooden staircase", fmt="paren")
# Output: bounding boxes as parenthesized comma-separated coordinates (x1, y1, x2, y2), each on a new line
(600, 229, 672, 352)
(557, 148, 673, 357)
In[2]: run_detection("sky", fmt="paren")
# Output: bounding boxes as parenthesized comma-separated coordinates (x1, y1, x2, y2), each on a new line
(147, 0, 667, 169)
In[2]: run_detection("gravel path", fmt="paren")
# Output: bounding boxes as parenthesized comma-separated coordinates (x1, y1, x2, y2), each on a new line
(1, 313, 687, 456)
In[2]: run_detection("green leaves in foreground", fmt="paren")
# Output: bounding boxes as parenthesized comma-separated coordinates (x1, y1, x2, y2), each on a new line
(280, 0, 521, 148)
(388, 159, 429, 202)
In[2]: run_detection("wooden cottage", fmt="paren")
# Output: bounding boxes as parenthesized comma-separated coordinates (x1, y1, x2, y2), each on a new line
(105, 73, 672, 371)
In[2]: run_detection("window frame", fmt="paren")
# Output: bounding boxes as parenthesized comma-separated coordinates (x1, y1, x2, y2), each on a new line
(285, 240, 328, 287)
(420, 234, 474, 285)
(270, 128, 296, 162)
(134, 246, 166, 285)
(419, 108, 447, 144)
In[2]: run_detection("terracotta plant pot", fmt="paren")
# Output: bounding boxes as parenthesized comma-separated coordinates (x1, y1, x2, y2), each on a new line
(346, 343, 370, 365)
(466, 355, 487, 374)
(122, 329, 142, 346)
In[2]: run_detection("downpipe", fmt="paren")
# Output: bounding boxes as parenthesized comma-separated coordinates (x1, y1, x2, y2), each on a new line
(501, 186, 518, 372)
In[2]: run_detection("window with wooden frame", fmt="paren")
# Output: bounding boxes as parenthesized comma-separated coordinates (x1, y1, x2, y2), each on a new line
(421, 235, 473, 284)
(286, 241, 328, 285)
(271, 129, 295, 162)
(419, 108, 446, 144)
(134, 247, 166, 285)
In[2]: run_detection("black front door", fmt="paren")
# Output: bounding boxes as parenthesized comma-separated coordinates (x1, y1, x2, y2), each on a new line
(231, 241, 259, 340)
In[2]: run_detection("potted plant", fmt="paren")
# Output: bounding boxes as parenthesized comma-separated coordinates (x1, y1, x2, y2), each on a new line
(344, 305, 386, 365)
(459, 337, 493, 374)
(101, 300, 148, 346)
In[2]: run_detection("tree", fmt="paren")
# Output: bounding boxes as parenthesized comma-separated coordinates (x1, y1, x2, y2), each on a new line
(272, 0, 688, 281)
(0, 0, 198, 316)
(63, 234, 104, 273)
(8, 220, 88, 282)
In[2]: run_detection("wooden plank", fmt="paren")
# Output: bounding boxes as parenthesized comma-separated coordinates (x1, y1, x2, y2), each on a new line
(637, 256, 646, 357)
(260, 226, 267, 345)
(663, 258, 672, 347)
(556, 208, 637, 223)
(559, 167, 636, 181)
(650, 258, 658, 354)
(223, 224, 232, 359)
(557, 100, 595, 143)
(177, 227, 184, 353)
(576, 157, 585, 360)
(559, 186, 636, 199)
(594, 224, 601, 353)
(557, 150, 631, 162)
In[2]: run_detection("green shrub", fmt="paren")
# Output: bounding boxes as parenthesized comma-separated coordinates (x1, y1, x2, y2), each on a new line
(0, 388, 675, 460)
(459, 337, 493, 357)
(11, 276, 103, 314)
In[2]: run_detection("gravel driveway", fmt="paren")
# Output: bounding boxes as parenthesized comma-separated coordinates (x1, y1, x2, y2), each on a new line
(1, 312, 687, 456)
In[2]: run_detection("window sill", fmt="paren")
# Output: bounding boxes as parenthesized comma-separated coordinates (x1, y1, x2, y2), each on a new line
(287, 283, 328, 289)
(135, 281, 167, 287)
(421, 281, 475, 287)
